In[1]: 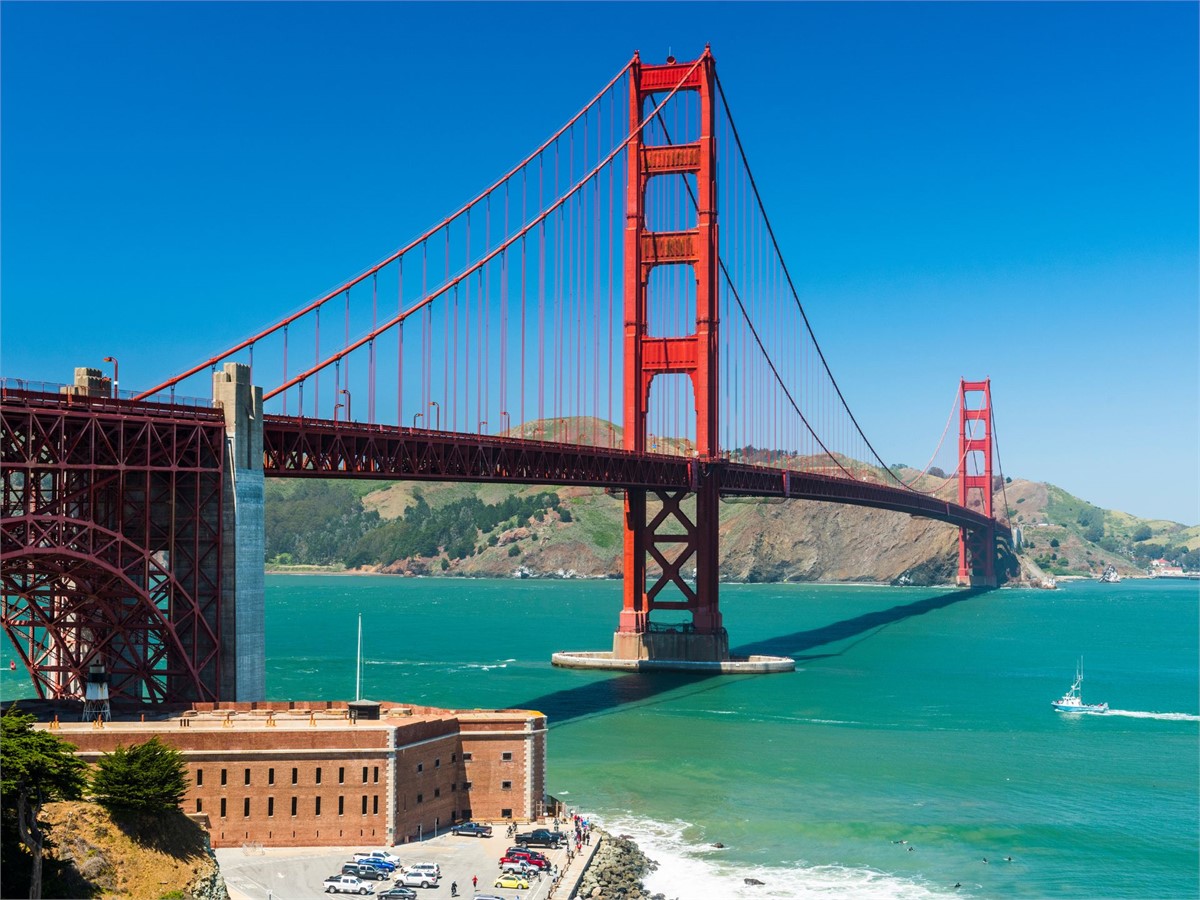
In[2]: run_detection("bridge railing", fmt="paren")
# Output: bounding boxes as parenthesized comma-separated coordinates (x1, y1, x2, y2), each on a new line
(1, 380, 220, 419)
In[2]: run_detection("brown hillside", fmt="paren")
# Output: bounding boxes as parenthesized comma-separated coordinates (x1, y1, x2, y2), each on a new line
(29, 801, 227, 900)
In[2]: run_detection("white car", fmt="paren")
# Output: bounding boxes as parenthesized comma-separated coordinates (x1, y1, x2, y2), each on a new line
(324, 874, 375, 895)
(353, 851, 401, 866)
(406, 863, 441, 877)
(399, 870, 440, 889)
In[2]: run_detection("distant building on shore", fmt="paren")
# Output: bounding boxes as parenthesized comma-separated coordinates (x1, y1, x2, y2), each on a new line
(38, 700, 546, 848)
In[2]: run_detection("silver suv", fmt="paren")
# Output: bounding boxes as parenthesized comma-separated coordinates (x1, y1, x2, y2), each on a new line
(399, 867, 440, 888)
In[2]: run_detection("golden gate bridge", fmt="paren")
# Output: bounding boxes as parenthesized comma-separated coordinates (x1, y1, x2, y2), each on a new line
(1, 49, 1011, 705)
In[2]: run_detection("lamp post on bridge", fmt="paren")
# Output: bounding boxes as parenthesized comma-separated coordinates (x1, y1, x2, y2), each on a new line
(478, 420, 487, 435)
(412, 412, 423, 430)
(102, 356, 118, 399)
(339, 389, 351, 423)
(429, 400, 440, 431)
(500, 410, 510, 435)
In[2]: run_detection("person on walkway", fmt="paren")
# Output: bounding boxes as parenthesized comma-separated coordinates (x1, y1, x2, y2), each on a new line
(472, 875, 478, 890)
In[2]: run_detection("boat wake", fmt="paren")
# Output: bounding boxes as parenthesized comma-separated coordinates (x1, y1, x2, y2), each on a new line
(1103, 709, 1200, 722)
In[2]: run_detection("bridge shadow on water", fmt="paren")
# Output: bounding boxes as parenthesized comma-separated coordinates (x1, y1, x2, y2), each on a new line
(516, 587, 989, 727)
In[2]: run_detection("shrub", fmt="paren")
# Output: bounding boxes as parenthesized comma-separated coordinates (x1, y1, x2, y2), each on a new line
(507, 545, 521, 557)
(1049, 538, 1059, 548)
(1132, 524, 1153, 542)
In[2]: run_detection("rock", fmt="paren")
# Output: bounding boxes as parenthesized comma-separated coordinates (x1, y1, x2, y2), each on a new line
(745, 876, 766, 885)
(711, 842, 726, 848)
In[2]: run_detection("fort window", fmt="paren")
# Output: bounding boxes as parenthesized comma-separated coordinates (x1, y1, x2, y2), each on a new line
(362, 766, 368, 783)
(462, 752, 472, 761)
(196, 768, 203, 786)
(434, 758, 440, 769)
(502, 781, 512, 790)
(339, 796, 345, 816)
(339, 767, 345, 784)
(450, 783, 456, 793)
(451, 753, 457, 763)
(220, 798, 227, 818)
(196, 798, 202, 813)
(268, 797, 274, 818)
(315, 797, 321, 816)
(244, 797, 250, 818)
(268, 768, 275, 785)
(220, 768, 227, 785)
(501, 807, 512, 818)
(434, 788, 440, 798)
(361, 795, 368, 815)
(291, 797, 297, 817)
(315, 767, 322, 785)
(244, 768, 251, 786)
(416, 793, 424, 804)
(463, 781, 472, 790)
(291, 767, 298, 785)
(501, 752, 513, 761)
(373, 796, 378, 815)
(462, 807, 473, 819)
(373, 766, 379, 783)
(416, 763, 423, 773)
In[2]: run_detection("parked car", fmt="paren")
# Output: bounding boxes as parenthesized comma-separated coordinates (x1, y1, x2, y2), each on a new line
(406, 862, 441, 878)
(450, 821, 493, 838)
(502, 848, 550, 869)
(499, 859, 538, 875)
(514, 827, 564, 848)
(494, 874, 530, 889)
(354, 851, 402, 866)
(378, 889, 417, 900)
(355, 858, 397, 874)
(323, 874, 374, 895)
(342, 863, 388, 881)
(398, 870, 440, 889)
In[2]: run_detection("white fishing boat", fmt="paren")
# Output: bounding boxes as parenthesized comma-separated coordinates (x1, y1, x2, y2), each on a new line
(1052, 658, 1108, 714)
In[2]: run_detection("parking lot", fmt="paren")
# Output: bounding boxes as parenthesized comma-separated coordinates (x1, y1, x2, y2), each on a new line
(217, 830, 581, 900)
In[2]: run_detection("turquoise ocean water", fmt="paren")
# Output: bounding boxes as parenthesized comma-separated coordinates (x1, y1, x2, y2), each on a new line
(4, 576, 1197, 898)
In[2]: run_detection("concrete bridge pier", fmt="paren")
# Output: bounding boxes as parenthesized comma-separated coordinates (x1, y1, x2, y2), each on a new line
(214, 363, 265, 701)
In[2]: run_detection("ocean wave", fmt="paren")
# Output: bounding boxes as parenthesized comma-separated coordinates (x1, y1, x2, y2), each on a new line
(595, 813, 955, 899)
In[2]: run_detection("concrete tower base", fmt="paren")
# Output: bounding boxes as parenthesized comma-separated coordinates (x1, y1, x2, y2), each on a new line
(553, 629, 794, 674)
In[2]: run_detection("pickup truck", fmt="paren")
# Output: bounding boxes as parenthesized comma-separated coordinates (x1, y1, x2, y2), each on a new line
(323, 874, 374, 894)
(514, 828, 564, 848)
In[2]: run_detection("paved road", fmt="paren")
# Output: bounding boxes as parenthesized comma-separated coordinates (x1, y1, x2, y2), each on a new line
(217, 831, 577, 900)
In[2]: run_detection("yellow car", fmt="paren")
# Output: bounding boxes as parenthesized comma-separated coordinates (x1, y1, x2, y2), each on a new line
(494, 874, 531, 889)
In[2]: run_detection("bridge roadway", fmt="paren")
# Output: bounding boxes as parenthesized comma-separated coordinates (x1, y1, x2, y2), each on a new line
(0, 389, 997, 534)
(262, 414, 998, 533)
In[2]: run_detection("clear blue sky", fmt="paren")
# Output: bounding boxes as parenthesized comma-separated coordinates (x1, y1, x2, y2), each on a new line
(2, 2, 1196, 524)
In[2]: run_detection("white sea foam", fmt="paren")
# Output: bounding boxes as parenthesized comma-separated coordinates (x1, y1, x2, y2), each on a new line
(595, 813, 954, 899)
(1104, 709, 1200, 721)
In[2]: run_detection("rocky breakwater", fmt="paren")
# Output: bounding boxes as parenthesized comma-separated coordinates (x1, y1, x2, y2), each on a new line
(577, 830, 667, 900)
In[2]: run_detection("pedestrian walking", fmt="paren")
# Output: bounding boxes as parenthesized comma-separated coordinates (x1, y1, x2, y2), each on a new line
(472, 874, 478, 890)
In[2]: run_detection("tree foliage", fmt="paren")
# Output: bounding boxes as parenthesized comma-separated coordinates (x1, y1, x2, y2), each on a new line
(1, 708, 88, 899)
(265, 479, 381, 565)
(90, 737, 188, 812)
(345, 491, 561, 567)
(1131, 524, 1153, 542)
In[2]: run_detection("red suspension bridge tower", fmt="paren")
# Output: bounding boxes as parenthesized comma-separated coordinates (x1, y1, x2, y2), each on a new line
(614, 49, 729, 663)
(957, 378, 997, 587)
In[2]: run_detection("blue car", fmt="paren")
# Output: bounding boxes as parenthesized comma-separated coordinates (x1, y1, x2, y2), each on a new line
(356, 857, 396, 874)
